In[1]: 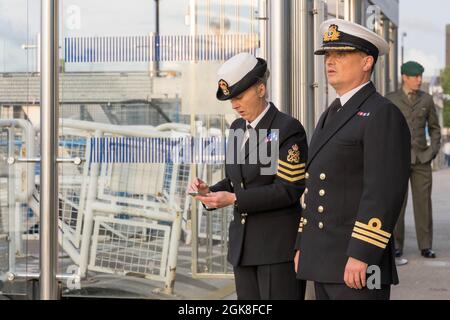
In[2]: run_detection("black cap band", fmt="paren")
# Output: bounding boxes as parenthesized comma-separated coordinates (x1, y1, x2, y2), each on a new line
(315, 30, 379, 59)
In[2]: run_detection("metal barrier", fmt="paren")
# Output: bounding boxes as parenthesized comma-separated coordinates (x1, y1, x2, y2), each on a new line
(0, 118, 192, 294)
(190, 117, 234, 278)
(1, 115, 235, 296)
(57, 121, 192, 294)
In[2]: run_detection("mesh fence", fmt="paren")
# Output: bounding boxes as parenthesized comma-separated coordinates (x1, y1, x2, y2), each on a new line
(89, 216, 171, 280)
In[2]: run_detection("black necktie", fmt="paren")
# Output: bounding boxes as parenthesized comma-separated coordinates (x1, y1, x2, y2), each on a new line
(242, 124, 253, 150)
(324, 98, 342, 128)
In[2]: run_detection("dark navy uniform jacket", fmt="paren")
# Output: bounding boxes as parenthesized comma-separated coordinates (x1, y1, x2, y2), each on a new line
(210, 103, 308, 267)
(295, 82, 411, 285)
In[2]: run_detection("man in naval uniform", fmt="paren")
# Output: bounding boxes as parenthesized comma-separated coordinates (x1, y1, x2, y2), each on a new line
(188, 52, 308, 300)
(294, 19, 411, 300)
(386, 61, 441, 260)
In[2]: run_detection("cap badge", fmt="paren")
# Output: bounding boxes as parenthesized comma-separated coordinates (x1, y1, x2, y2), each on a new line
(324, 24, 341, 42)
(219, 79, 230, 96)
(287, 144, 300, 164)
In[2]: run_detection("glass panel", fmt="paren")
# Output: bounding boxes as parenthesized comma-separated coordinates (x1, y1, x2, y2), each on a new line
(59, 0, 260, 299)
(0, 0, 40, 298)
(326, 0, 345, 19)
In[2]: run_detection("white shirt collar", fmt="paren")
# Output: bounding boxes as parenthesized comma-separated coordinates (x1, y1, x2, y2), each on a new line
(246, 102, 271, 129)
(338, 82, 371, 107)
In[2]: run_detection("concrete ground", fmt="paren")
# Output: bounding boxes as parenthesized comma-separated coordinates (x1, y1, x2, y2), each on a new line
(391, 167, 450, 300)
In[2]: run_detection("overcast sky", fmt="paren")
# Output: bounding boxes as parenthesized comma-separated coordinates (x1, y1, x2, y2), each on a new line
(398, 0, 449, 77)
(0, 0, 448, 76)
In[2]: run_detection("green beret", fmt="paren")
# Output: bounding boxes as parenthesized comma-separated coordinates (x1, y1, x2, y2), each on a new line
(401, 61, 424, 76)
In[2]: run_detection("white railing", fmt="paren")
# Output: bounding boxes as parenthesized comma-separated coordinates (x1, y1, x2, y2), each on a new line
(57, 120, 192, 294)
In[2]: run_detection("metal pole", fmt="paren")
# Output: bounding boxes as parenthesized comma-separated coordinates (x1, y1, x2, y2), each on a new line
(335, 0, 339, 19)
(235, 0, 240, 33)
(383, 18, 390, 94)
(291, 0, 314, 133)
(206, 117, 213, 273)
(392, 27, 399, 90)
(8, 128, 16, 274)
(401, 32, 406, 66)
(149, 32, 157, 76)
(154, 0, 160, 75)
(258, 0, 268, 60)
(190, 120, 200, 277)
(269, 0, 290, 112)
(40, 0, 59, 300)
(206, 0, 211, 34)
(344, 0, 361, 23)
(189, 0, 199, 275)
(313, 0, 328, 136)
(37, 33, 41, 73)
(401, 43, 403, 66)
(220, 0, 225, 59)
(189, 0, 197, 62)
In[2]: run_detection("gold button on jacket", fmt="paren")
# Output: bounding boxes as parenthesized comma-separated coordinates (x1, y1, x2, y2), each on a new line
(294, 82, 411, 286)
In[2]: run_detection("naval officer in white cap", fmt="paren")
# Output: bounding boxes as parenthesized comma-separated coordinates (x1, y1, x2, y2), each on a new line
(294, 19, 411, 300)
(188, 52, 308, 300)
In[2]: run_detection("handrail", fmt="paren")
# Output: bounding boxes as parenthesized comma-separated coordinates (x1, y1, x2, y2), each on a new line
(0, 119, 36, 202)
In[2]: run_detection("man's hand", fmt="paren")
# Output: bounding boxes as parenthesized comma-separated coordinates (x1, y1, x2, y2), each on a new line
(344, 257, 368, 289)
(294, 250, 300, 273)
(196, 192, 236, 209)
(187, 178, 210, 196)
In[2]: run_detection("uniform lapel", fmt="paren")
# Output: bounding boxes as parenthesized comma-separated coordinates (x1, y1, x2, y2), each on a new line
(411, 90, 424, 109)
(399, 89, 422, 109)
(309, 107, 330, 143)
(306, 110, 329, 160)
(400, 89, 410, 107)
(242, 103, 278, 161)
(226, 119, 246, 183)
(307, 82, 376, 169)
